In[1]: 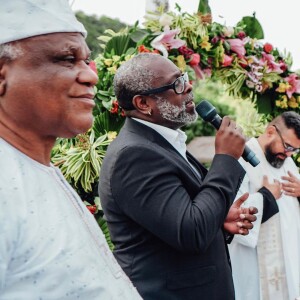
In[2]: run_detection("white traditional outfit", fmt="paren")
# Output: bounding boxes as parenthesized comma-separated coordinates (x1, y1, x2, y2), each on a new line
(229, 138, 300, 300)
(0, 1, 141, 298)
(0, 139, 142, 299)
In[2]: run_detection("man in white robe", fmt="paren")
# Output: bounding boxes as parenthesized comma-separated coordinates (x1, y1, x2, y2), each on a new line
(229, 112, 300, 300)
(0, 1, 142, 299)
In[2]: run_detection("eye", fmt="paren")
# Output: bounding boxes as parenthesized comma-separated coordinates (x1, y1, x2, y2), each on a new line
(63, 56, 76, 63)
(84, 58, 91, 65)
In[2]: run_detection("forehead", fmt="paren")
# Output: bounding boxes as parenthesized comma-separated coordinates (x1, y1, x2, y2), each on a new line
(19, 32, 90, 56)
(147, 56, 181, 80)
(282, 127, 300, 146)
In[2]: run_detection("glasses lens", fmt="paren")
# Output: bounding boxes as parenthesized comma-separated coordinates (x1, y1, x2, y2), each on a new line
(174, 76, 184, 93)
(174, 73, 188, 94)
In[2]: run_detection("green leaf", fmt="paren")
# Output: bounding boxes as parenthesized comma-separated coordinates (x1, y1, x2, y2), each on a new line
(104, 34, 136, 56)
(97, 215, 114, 250)
(237, 14, 264, 39)
(197, 0, 211, 15)
(255, 90, 275, 114)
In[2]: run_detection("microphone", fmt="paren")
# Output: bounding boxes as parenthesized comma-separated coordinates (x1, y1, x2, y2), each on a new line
(196, 100, 260, 167)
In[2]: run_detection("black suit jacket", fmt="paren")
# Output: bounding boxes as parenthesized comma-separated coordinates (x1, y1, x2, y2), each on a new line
(99, 118, 245, 300)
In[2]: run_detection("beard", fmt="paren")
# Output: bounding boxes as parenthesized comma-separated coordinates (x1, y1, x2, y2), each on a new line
(155, 93, 198, 126)
(265, 144, 287, 168)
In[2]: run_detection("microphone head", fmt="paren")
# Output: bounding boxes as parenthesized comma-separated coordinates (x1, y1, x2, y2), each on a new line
(196, 100, 217, 122)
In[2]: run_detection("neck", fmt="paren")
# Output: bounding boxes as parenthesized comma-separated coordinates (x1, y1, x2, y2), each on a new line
(0, 120, 55, 166)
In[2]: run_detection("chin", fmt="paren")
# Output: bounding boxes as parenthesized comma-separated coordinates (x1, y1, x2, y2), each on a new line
(63, 120, 94, 138)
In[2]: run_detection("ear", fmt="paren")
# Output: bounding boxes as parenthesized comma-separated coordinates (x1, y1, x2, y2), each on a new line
(132, 95, 152, 116)
(266, 125, 276, 137)
(0, 61, 7, 96)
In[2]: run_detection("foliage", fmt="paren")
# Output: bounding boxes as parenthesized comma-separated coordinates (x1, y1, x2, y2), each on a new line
(75, 11, 127, 58)
(51, 130, 115, 199)
(51, 2, 300, 227)
(183, 79, 236, 143)
(140, 5, 300, 118)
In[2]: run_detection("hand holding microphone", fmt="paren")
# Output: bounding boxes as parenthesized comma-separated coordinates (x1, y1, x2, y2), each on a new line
(196, 100, 260, 167)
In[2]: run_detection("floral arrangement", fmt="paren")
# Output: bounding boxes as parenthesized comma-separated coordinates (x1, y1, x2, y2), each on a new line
(50, 1, 300, 242)
(93, 3, 300, 118)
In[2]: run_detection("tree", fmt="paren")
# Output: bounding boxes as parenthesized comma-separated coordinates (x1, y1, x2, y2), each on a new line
(75, 11, 127, 57)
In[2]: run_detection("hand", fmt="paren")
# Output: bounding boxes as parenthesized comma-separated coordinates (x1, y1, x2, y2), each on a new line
(281, 171, 300, 197)
(224, 193, 258, 235)
(215, 116, 246, 160)
(262, 175, 282, 200)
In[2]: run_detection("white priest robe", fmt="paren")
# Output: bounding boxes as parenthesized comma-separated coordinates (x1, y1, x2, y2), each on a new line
(229, 138, 300, 300)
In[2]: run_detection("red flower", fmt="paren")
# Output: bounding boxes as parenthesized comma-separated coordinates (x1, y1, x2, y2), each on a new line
(237, 31, 246, 40)
(188, 53, 200, 66)
(87, 205, 97, 214)
(264, 43, 273, 53)
(110, 100, 119, 114)
(138, 45, 151, 53)
(178, 45, 194, 59)
(89, 60, 97, 74)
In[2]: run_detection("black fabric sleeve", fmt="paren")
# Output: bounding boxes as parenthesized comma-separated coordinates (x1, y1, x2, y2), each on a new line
(258, 187, 279, 223)
(223, 230, 234, 244)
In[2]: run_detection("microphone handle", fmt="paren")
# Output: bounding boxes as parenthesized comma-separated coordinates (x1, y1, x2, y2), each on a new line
(207, 116, 260, 167)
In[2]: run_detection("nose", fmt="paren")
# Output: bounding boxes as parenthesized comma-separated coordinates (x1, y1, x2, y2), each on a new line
(286, 151, 295, 157)
(77, 61, 99, 87)
(184, 80, 193, 93)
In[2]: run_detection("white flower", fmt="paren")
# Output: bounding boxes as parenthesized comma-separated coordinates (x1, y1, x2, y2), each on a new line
(159, 14, 173, 27)
(222, 26, 234, 37)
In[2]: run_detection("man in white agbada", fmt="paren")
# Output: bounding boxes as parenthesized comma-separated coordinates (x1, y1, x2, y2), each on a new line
(229, 111, 300, 300)
(0, 1, 142, 299)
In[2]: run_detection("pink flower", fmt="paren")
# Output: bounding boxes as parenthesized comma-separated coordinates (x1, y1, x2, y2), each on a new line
(151, 28, 186, 57)
(227, 39, 246, 57)
(285, 74, 300, 98)
(261, 52, 283, 74)
(222, 54, 233, 67)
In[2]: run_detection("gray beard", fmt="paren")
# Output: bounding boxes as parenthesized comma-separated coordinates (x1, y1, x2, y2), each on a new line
(155, 94, 198, 125)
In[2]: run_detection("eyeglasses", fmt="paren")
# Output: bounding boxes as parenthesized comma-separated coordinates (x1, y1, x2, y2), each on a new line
(273, 125, 300, 153)
(140, 72, 189, 95)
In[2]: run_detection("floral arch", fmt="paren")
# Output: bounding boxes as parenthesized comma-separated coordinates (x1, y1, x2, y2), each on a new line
(51, 1, 300, 234)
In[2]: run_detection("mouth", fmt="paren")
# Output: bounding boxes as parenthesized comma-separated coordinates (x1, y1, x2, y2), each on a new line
(276, 153, 287, 160)
(73, 94, 95, 107)
(185, 93, 195, 108)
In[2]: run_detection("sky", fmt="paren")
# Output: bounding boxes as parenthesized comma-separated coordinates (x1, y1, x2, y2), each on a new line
(71, 0, 300, 70)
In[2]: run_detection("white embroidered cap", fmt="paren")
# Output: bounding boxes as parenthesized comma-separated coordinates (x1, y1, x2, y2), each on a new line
(0, 0, 87, 45)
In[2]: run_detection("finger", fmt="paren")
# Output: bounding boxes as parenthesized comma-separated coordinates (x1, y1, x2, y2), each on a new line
(249, 206, 258, 214)
(282, 175, 292, 183)
(234, 193, 249, 208)
(239, 228, 249, 235)
(219, 116, 230, 129)
(287, 171, 296, 179)
(240, 214, 257, 222)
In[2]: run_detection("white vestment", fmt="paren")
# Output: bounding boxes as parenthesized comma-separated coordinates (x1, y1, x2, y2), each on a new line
(229, 138, 300, 300)
(0, 138, 142, 299)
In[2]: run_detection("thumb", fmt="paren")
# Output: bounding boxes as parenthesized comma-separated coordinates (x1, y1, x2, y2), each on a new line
(233, 193, 249, 208)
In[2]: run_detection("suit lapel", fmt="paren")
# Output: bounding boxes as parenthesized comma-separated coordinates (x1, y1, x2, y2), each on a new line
(124, 118, 206, 184)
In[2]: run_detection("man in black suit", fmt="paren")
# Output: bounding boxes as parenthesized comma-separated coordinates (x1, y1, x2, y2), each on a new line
(99, 53, 257, 300)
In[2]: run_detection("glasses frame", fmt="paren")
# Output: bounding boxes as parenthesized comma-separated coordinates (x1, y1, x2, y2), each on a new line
(273, 125, 300, 153)
(140, 72, 189, 95)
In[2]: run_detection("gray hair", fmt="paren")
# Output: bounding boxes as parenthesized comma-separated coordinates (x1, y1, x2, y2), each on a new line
(113, 53, 162, 110)
(0, 42, 23, 61)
